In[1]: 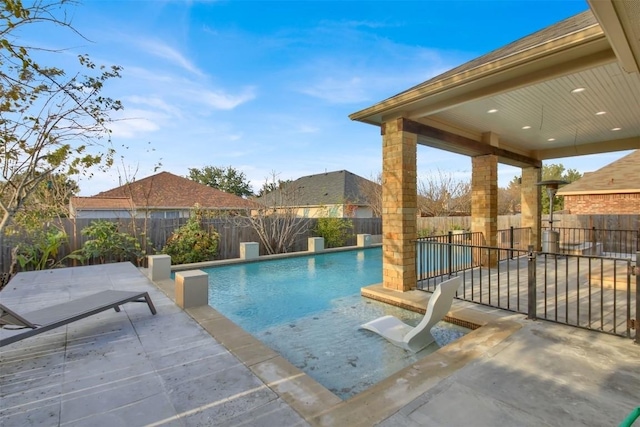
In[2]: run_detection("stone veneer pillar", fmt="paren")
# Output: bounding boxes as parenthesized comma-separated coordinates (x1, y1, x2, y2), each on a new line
(381, 118, 417, 292)
(521, 166, 542, 250)
(471, 155, 498, 266)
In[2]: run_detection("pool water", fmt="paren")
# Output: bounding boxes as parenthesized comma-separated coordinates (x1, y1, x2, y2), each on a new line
(200, 247, 470, 399)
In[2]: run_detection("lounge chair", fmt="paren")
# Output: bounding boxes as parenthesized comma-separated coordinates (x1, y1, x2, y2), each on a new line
(360, 276, 461, 353)
(0, 290, 156, 347)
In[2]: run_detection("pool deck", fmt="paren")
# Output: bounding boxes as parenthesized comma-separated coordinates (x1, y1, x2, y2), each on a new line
(1, 262, 638, 426)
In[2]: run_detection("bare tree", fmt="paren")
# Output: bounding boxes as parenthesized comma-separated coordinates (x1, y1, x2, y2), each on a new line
(243, 172, 310, 254)
(498, 176, 521, 215)
(418, 169, 471, 217)
(357, 172, 382, 217)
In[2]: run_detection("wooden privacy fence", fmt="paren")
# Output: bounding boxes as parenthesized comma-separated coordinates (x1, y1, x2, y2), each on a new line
(2, 214, 637, 274)
(0, 217, 383, 273)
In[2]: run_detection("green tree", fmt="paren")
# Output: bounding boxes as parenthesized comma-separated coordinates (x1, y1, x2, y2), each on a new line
(541, 163, 582, 214)
(188, 165, 253, 197)
(0, 0, 123, 236)
(256, 178, 292, 197)
(502, 164, 582, 215)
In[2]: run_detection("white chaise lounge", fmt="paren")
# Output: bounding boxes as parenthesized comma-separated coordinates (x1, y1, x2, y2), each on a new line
(360, 276, 461, 353)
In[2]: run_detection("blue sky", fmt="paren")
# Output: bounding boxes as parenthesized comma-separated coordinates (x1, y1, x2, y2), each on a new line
(24, 0, 631, 195)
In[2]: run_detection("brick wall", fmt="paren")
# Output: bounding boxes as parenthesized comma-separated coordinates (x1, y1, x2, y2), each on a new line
(564, 193, 640, 214)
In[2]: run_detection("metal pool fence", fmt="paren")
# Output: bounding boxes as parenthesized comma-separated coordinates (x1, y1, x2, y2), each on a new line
(417, 241, 639, 343)
(541, 226, 639, 256)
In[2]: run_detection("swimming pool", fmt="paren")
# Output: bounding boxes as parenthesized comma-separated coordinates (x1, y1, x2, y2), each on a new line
(199, 247, 470, 399)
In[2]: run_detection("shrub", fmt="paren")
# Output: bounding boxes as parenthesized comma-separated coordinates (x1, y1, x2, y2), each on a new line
(76, 220, 146, 265)
(15, 229, 69, 271)
(417, 228, 436, 238)
(313, 217, 353, 248)
(163, 216, 219, 264)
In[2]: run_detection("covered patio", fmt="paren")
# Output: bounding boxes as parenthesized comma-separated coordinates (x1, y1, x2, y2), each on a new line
(349, 0, 640, 292)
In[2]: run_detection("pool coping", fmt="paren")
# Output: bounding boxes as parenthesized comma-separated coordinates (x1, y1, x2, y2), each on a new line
(151, 273, 522, 426)
(170, 243, 383, 271)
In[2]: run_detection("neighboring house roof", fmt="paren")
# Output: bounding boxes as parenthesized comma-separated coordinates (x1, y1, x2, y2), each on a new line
(558, 150, 640, 195)
(85, 171, 258, 210)
(71, 196, 134, 210)
(258, 170, 379, 207)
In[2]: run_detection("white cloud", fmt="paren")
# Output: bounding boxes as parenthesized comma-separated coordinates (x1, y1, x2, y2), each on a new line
(125, 95, 182, 117)
(137, 39, 204, 76)
(194, 86, 257, 110)
(300, 77, 370, 104)
(298, 124, 319, 133)
(108, 108, 170, 138)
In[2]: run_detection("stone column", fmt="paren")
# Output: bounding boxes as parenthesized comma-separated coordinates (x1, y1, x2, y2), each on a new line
(381, 118, 417, 292)
(471, 155, 498, 266)
(521, 167, 542, 250)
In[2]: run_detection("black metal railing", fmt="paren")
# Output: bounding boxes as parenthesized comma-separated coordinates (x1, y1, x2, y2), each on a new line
(416, 229, 531, 281)
(541, 226, 639, 256)
(531, 251, 636, 339)
(416, 239, 638, 342)
(418, 242, 530, 314)
(497, 227, 531, 252)
(416, 232, 483, 280)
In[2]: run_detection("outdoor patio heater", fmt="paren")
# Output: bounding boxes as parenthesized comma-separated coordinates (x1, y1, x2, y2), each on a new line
(537, 180, 568, 253)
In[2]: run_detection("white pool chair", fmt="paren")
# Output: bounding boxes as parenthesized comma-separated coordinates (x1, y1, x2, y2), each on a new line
(360, 276, 461, 353)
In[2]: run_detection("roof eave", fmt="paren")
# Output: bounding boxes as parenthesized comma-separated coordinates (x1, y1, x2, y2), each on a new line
(588, 0, 640, 73)
(349, 24, 607, 125)
(558, 189, 640, 196)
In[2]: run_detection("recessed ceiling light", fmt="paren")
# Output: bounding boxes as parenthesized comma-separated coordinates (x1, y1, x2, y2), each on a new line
(547, 138, 556, 141)
(611, 127, 621, 131)
(571, 87, 586, 94)
(522, 125, 531, 130)
(595, 111, 607, 115)
(487, 109, 498, 113)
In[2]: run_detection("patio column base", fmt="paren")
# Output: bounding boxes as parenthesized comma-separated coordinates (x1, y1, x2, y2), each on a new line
(148, 255, 171, 281)
(240, 242, 259, 260)
(175, 270, 208, 309)
(308, 237, 325, 252)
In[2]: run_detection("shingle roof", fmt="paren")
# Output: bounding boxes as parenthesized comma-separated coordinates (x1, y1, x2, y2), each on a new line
(71, 196, 134, 210)
(557, 150, 640, 195)
(258, 170, 379, 206)
(91, 171, 259, 210)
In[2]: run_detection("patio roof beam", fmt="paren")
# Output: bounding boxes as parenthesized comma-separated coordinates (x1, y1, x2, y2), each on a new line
(389, 118, 542, 168)
(534, 136, 640, 160)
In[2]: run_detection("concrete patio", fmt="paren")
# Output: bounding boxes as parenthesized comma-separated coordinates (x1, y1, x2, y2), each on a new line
(1, 262, 638, 426)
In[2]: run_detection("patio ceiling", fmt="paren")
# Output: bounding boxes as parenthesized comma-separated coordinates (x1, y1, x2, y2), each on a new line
(350, 1, 640, 168)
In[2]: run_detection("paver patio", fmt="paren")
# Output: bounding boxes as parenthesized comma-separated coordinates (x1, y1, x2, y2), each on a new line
(1, 261, 638, 426)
